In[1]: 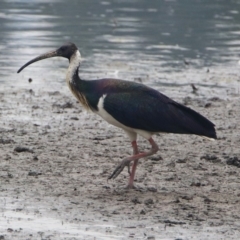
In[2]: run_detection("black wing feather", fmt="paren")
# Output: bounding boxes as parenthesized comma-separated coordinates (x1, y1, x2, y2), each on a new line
(103, 88, 216, 139)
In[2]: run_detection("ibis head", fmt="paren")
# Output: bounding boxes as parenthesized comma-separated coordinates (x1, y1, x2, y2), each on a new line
(17, 42, 78, 73)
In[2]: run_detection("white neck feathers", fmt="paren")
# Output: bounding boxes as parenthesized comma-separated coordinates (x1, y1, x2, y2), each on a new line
(66, 50, 81, 84)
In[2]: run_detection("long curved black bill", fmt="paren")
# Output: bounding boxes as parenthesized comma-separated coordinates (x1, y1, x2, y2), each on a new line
(17, 50, 58, 73)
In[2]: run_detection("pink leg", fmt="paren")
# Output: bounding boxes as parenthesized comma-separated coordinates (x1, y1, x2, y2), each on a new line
(108, 137, 159, 188)
(128, 141, 139, 188)
(132, 140, 139, 155)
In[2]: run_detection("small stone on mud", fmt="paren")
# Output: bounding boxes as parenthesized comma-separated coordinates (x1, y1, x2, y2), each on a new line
(112, 210, 119, 214)
(204, 197, 212, 204)
(61, 102, 74, 109)
(129, 233, 135, 238)
(144, 198, 154, 205)
(147, 187, 157, 192)
(164, 220, 186, 225)
(226, 157, 240, 168)
(14, 146, 33, 153)
(32, 105, 40, 110)
(0, 138, 13, 144)
(7, 173, 13, 178)
(150, 155, 162, 161)
(204, 102, 212, 108)
(28, 170, 42, 176)
(176, 158, 187, 163)
(190, 182, 201, 187)
(201, 154, 220, 163)
(131, 197, 141, 204)
(181, 195, 193, 201)
(52, 102, 74, 109)
(117, 198, 126, 201)
(70, 117, 79, 120)
(209, 97, 221, 102)
(140, 209, 146, 215)
(182, 96, 192, 106)
(48, 91, 60, 96)
(147, 236, 155, 240)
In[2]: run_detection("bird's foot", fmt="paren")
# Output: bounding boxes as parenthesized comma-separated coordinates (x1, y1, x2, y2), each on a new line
(108, 158, 132, 180)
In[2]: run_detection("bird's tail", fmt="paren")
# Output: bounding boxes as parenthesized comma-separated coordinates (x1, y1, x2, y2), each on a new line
(171, 102, 217, 139)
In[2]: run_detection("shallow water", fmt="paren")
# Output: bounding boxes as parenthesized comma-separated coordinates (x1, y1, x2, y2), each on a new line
(0, 205, 121, 239)
(0, 0, 240, 95)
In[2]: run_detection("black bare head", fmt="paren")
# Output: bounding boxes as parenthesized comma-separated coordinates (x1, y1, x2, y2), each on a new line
(56, 42, 78, 60)
(17, 42, 78, 73)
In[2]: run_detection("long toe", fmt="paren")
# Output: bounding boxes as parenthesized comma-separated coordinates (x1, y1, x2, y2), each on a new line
(108, 163, 125, 180)
(108, 158, 132, 180)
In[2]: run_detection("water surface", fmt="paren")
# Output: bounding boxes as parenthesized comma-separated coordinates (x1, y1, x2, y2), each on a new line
(0, 0, 240, 96)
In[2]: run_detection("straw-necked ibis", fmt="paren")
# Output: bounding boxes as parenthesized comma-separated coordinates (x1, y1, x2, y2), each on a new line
(17, 43, 217, 188)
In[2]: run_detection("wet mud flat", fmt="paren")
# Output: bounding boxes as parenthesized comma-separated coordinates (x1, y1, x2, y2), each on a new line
(0, 85, 240, 240)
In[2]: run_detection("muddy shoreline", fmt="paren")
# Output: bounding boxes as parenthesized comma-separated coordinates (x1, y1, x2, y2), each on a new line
(0, 84, 240, 239)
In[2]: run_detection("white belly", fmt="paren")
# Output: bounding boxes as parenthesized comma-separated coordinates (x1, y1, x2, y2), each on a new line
(96, 95, 153, 140)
